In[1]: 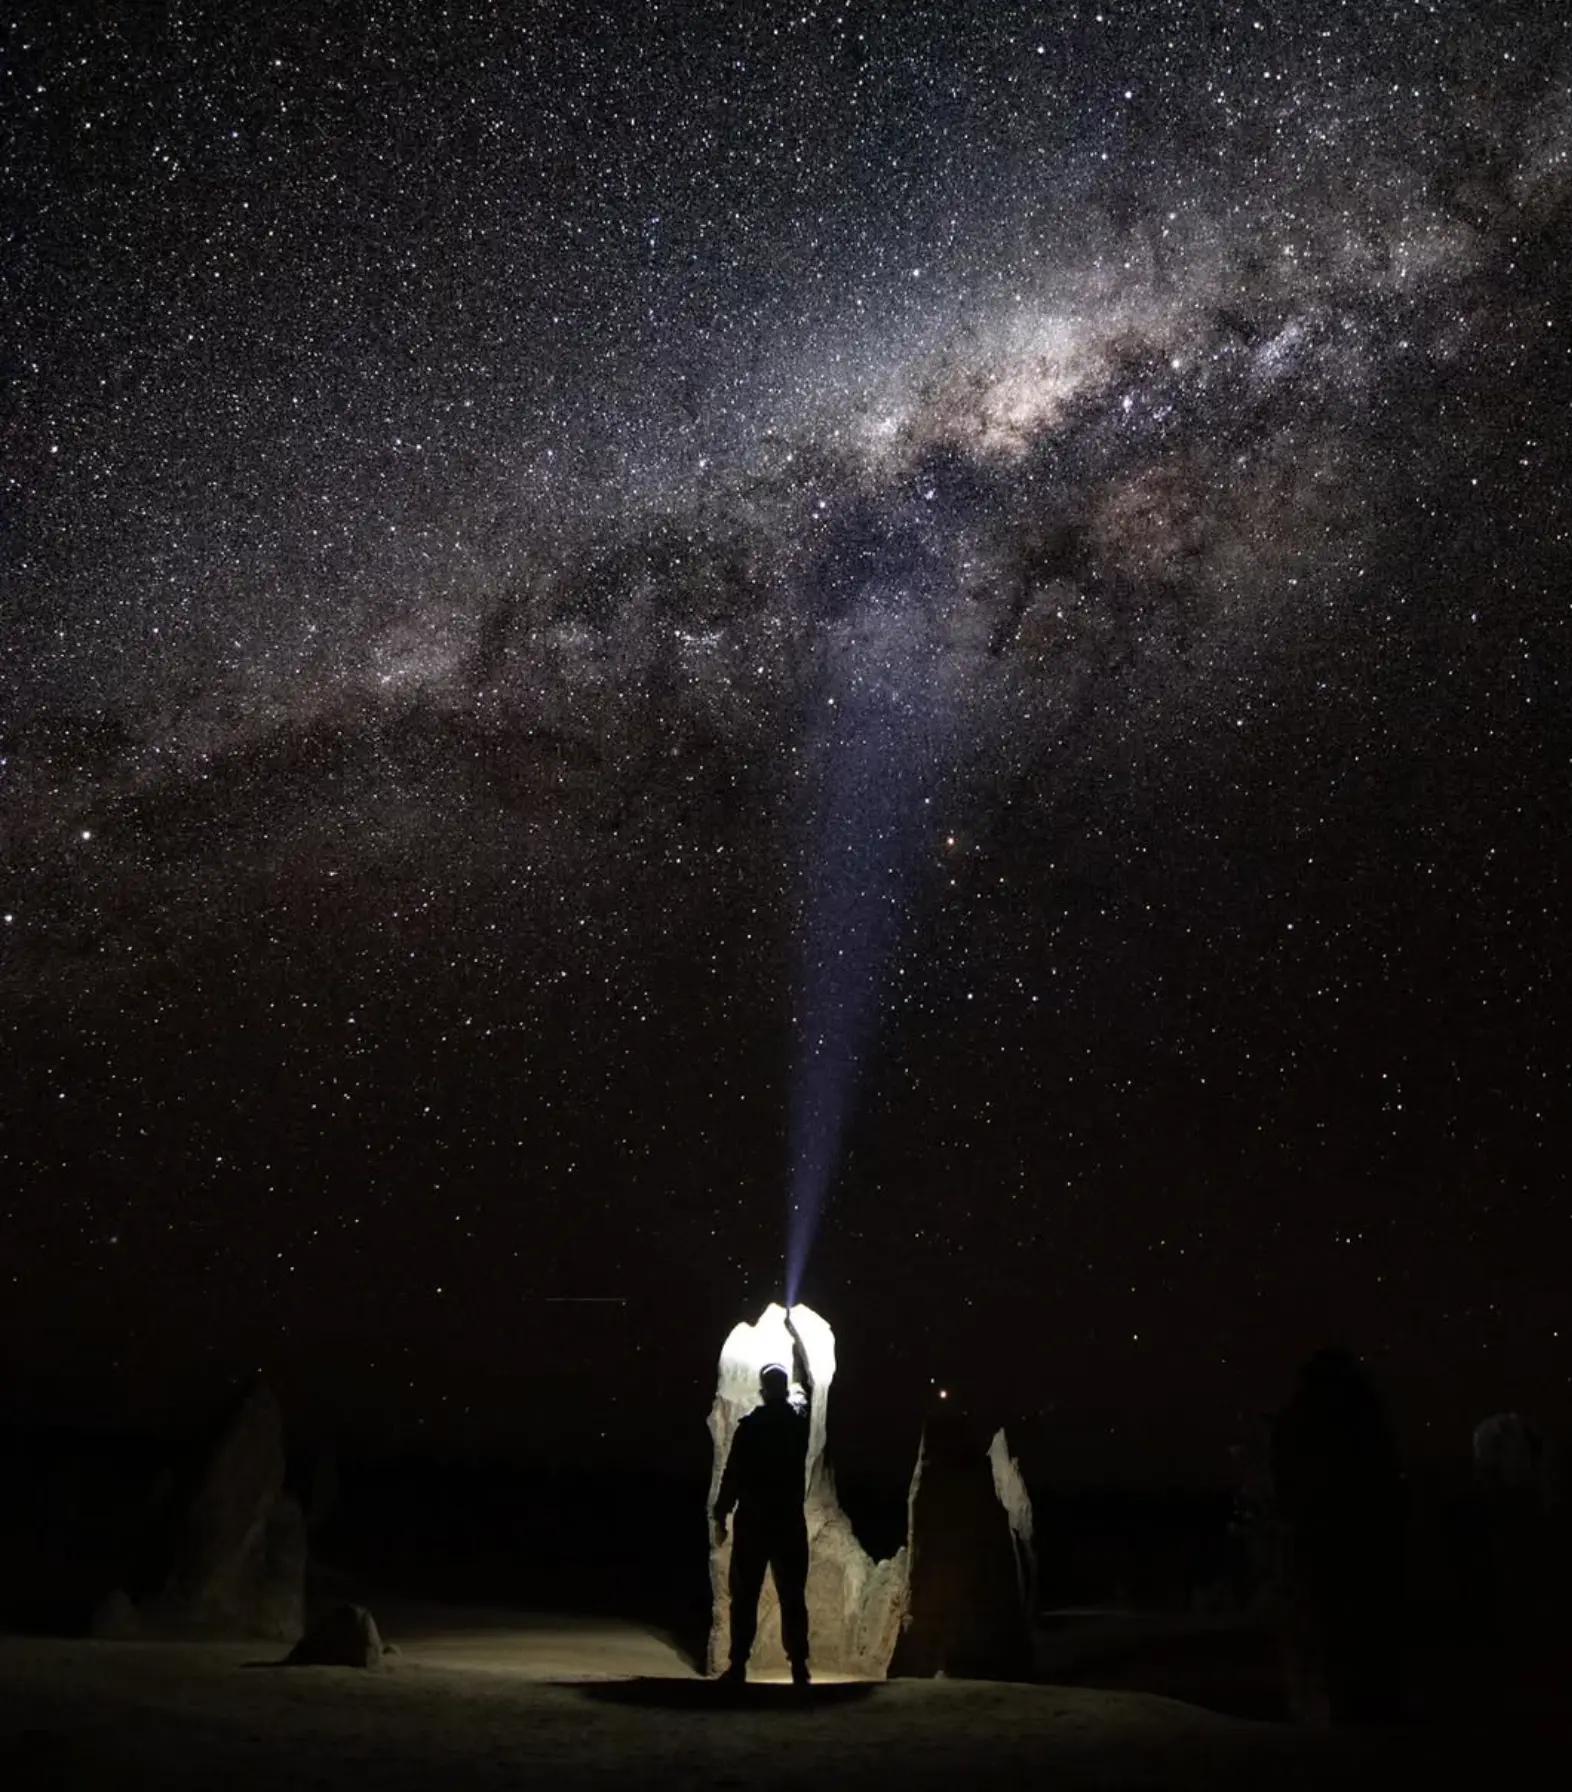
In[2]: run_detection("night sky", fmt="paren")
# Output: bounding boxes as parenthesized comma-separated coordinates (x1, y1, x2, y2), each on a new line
(4, 1, 1569, 1485)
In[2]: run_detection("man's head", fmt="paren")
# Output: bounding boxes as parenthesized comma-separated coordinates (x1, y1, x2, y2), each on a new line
(760, 1363, 790, 1404)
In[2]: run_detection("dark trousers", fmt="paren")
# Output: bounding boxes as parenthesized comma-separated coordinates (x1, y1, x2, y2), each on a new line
(728, 1507, 810, 1668)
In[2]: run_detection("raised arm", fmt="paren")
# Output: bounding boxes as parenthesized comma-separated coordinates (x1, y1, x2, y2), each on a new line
(785, 1313, 813, 1409)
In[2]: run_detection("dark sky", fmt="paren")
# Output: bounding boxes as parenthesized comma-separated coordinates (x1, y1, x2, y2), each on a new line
(4, 0, 1569, 1486)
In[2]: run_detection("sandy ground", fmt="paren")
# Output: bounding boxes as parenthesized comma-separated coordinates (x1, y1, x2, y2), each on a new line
(0, 1610, 1556, 1790)
(376, 1597, 699, 1678)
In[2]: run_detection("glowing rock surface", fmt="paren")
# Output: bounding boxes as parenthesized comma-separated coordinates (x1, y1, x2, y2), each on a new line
(707, 1302, 907, 1678)
(707, 1303, 1037, 1680)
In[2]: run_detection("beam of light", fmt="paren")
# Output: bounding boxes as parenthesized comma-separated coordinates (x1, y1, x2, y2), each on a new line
(784, 502, 953, 1306)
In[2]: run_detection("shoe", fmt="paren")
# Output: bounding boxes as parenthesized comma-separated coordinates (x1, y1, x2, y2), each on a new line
(790, 1661, 811, 1688)
(717, 1662, 747, 1687)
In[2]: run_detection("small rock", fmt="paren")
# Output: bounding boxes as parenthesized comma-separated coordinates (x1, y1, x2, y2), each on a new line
(88, 1588, 140, 1640)
(284, 1603, 384, 1668)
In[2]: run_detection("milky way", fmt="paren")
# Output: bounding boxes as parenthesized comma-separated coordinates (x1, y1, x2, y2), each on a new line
(4, 2, 1570, 1471)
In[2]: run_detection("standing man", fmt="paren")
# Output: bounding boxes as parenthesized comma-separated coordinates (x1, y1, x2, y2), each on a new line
(713, 1327, 812, 1686)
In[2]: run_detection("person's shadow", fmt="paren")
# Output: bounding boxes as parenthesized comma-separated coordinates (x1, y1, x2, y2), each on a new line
(568, 1676, 879, 1711)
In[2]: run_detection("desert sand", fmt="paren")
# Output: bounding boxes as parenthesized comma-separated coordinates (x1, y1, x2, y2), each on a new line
(0, 1603, 1550, 1791)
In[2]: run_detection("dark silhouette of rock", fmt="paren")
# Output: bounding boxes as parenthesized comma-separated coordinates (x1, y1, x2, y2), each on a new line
(707, 1305, 906, 1678)
(888, 1413, 1035, 1680)
(284, 1602, 384, 1668)
(1269, 1347, 1406, 1725)
(1473, 1412, 1553, 1508)
(253, 1494, 307, 1641)
(1227, 1412, 1277, 1615)
(303, 1447, 339, 1536)
(137, 1379, 305, 1640)
(87, 1586, 139, 1639)
(1471, 1411, 1561, 1673)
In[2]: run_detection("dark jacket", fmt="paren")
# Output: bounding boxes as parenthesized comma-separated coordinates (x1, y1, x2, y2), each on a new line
(714, 1397, 809, 1522)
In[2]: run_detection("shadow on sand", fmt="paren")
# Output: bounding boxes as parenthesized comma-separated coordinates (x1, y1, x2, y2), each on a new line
(568, 1675, 879, 1711)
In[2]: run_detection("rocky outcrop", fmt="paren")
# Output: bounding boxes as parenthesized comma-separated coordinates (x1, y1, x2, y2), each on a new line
(1474, 1412, 1553, 1508)
(888, 1414, 1035, 1680)
(88, 1586, 139, 1639)
(707, 1303, 907, 1677)
(137, 1379, 305, 1641)
(1472, 1411, 1561, 1662)
(1227, 1412, 1278, 1615)
(285, 1602, 385, 1668)
(252, 1493, 308, 1642)
(1269, 1347, 1406, 1724)
(707, 1305, 1036, 1682)
(989, 1429, 1037, 1621)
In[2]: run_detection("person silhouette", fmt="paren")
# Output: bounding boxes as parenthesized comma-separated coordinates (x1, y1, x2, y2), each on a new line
(713, 1344, 812, 1686)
